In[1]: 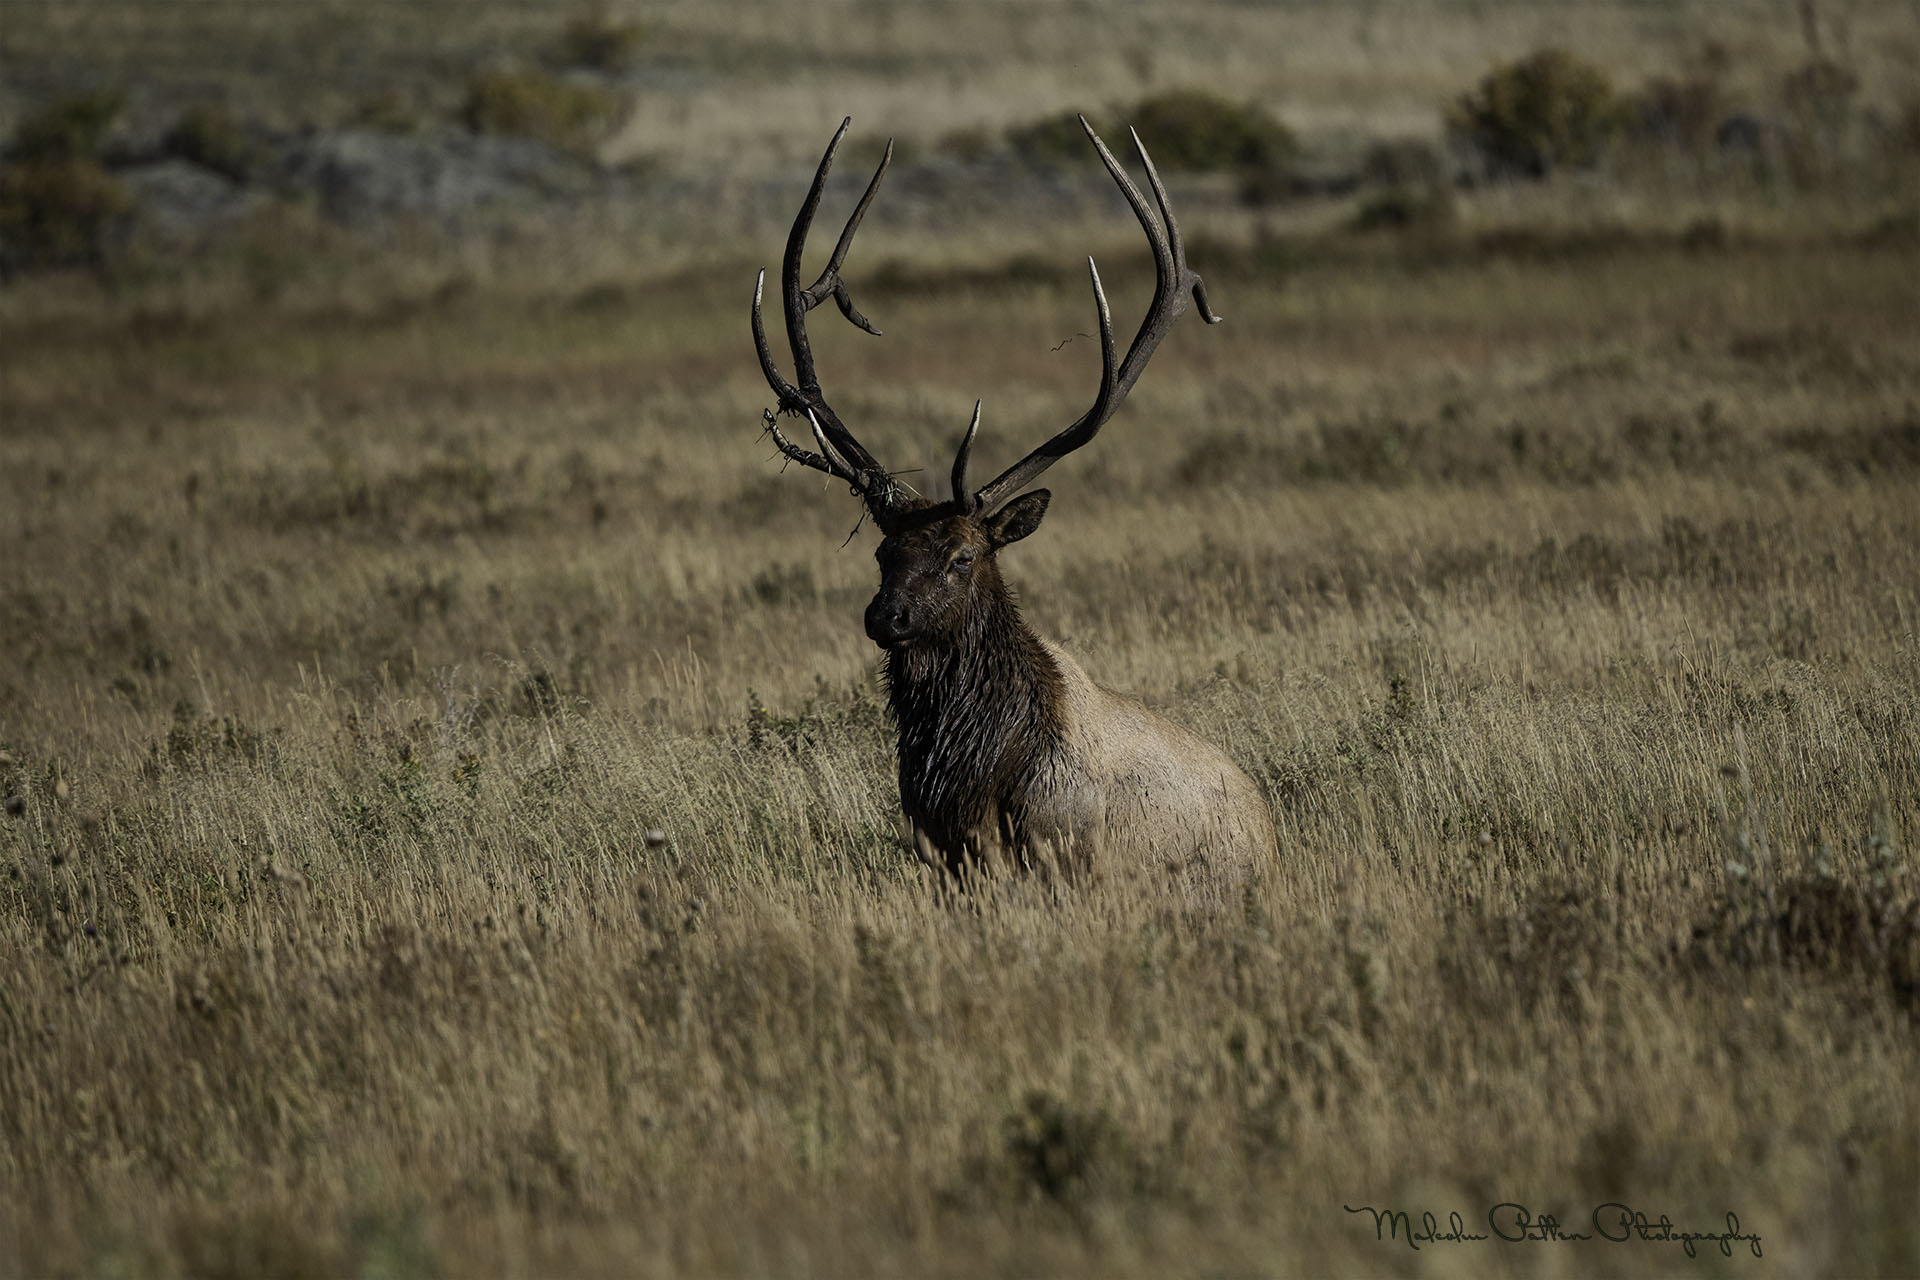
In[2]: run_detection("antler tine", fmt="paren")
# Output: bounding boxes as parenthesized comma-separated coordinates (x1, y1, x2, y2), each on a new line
(751, 269, 801, 409)
(1127, 124, 1222, 328)
(1086, 257, 1118, 433)
(949, 401, 983, 507)
(802, 137, 891, 335)
(753, 117, 905, 517)
(969, 115, 1221, 515)
(777, 120, 890, 474)
(763, 407, 861, 487)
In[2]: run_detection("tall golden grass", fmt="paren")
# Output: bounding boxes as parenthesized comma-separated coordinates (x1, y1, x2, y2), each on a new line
(3, 212, 1917, 1273)
(5, 1, 1920, 1265)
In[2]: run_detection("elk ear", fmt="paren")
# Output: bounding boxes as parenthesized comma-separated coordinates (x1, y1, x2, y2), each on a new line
(985, 489, 1050, 548)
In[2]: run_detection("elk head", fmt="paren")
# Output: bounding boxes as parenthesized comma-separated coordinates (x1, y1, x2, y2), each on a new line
(861, 482, 1052, 650)
(752, 115, 1220, 651)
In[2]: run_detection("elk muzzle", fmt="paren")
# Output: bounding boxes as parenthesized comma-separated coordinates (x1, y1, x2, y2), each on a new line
(864, 591, 916, 648)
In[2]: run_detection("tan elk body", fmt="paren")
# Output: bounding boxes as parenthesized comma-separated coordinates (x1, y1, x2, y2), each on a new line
(753, 116, 1278, 882)
(976, 635, 1277, 877)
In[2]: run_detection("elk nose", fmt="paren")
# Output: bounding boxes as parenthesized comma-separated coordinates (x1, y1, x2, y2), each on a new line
(865, 596, 913, 648)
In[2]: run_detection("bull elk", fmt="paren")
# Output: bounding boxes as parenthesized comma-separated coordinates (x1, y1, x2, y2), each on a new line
(752, 116, 1277, 881)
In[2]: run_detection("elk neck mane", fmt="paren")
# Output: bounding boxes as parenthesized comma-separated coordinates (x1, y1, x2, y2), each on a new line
(881, 571, 1067, 854)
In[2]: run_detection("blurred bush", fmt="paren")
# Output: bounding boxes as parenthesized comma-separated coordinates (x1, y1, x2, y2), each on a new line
(1348, 138, 1455, 235)
(934, 125, 993, 164)
(1007, 91, 1295, 202)
(1362, 137, 1449, 190)
(353, 90, 426, 135)
(163, 104, 264, 181)
(1006, 110, 1093, 167)
(1892, 97, 1920, 156)
(7, 91, 121, 163)
(0, 160, 131, 270)
(462, 66, 619, 152)
(1628, 73, 1728, 155)
(1781, 58, 1858, 142)
(1348, 183, 1457, 235)
(1779, 57, 1859, 182)
(1129, 90, 1295, 175)
(556, 8, 643, 73)
(1449, 48, 1624, 178)
(0, 93, 132, 272)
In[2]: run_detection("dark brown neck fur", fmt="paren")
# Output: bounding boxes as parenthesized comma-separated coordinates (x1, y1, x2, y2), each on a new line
(882, 572, 1066, 870)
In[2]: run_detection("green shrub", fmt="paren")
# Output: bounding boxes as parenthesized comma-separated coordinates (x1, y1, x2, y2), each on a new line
(163, 104, 263, 182)
(353, 90, 425, 135)
(1, 94, 131, 270)
(1362, 137, 1449, 189)
(8, 92, 121, 163)
(935, 125, 992, 163)
(1449, 48, 1623, 177)
(1781, 58, 1858, 138)
(1890, 97, 1920, 158)
(1346, 139, 1454, 231)
(0, 157, 131, 269)
(1348, 184, 1457, 235)
(1128, 90, 1294, 174)
(1006, 109, 1097, 167)
(1627, 73, 1727, 153)
(998, 1090, 1136, 1206)
(1007, 91, 1294, 197)
(1783, 58, 1860, 179)
(1761, 58, 1858, 186)
(1235, 164, 1297, 206)
(556, 8, 643, 72)
(461, 66, 619, 152)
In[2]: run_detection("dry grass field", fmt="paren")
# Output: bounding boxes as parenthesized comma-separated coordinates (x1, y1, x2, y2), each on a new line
(5, 2, 1920, 1276)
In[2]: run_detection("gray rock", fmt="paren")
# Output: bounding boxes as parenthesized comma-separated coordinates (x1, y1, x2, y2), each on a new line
(118, 158, 263, 231)
(268, 129, 604, 227)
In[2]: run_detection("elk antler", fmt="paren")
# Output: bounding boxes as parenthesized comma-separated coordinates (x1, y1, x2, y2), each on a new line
(752, 117, 912, 525)
(757, 115, 1219, 530)
(957, 116, 1221, 515)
